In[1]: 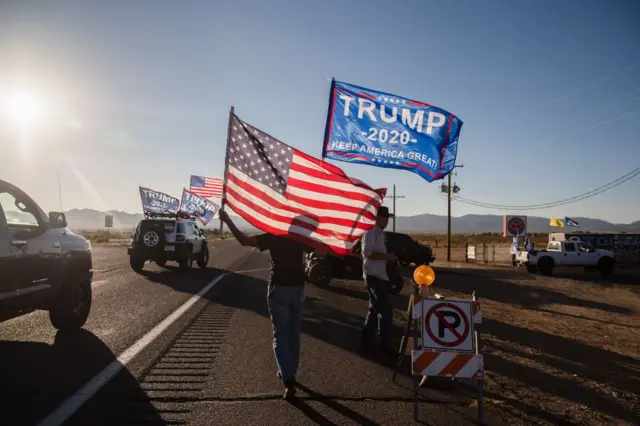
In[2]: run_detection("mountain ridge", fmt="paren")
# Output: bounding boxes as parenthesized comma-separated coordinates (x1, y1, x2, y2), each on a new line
(61, 208, 640, 233)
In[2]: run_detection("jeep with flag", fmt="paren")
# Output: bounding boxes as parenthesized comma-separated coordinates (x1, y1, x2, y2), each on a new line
(127, 212, 209, 273)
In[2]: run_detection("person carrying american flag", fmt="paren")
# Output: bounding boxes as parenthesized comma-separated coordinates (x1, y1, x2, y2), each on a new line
(218, 111, 384, 400)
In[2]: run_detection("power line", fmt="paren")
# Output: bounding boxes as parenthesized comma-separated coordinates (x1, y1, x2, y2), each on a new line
(449, 166, 640, 211)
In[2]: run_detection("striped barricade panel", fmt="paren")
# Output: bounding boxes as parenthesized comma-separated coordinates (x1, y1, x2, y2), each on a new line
(412, 350, 484, 379)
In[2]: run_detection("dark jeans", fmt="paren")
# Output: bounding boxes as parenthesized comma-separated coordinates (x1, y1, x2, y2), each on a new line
(267, 285, 304, 382)
(362, 275, 393, 347)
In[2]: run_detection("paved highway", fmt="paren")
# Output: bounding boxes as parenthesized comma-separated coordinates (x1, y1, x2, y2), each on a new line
(12, 240, 613, 425)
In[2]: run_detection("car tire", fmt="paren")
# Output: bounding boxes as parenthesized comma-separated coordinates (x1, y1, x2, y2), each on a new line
(179, 247, 193, 273)
(130, 255, 145, 272)
(142, 229, 162, 249)
(197, 244, 209, 268)
(308, 259, 332, 287)
(49, 275, 92, 331)
(597, 257, 614, 278)
(538, 257, 554, 276)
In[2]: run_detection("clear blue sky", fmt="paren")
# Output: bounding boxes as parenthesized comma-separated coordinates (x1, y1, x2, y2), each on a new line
(1, 0, 639, 223)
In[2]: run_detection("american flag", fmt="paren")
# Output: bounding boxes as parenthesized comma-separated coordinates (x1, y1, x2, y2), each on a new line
(223, 114, 386, 255)
(190, 175, 223, 198)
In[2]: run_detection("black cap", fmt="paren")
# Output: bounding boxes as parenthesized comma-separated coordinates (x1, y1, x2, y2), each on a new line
(377, 206, 394, 218)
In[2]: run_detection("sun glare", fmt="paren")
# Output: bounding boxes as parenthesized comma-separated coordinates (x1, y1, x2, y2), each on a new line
(4, 89, 47, 125)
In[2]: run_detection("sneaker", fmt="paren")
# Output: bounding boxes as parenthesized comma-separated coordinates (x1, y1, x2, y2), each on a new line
(283, 380, 297, 400)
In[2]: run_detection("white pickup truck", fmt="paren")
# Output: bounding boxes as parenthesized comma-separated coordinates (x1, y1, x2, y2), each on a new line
(515, 240, 615, 277)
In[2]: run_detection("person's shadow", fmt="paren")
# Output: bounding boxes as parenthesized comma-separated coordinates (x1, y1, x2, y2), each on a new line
(0, 329, 160, 426)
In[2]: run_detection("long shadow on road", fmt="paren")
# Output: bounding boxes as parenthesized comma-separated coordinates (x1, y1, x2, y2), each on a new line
(0, 329, 158, 426)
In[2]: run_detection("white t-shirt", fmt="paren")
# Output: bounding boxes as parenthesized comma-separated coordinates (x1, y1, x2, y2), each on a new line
(362, 226, 389, 281)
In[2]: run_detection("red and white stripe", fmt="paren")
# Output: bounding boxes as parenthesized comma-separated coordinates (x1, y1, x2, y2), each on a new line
(225, 151, 385, 255)
(412, 350, 484, 379)
(190, 177, 223, 198)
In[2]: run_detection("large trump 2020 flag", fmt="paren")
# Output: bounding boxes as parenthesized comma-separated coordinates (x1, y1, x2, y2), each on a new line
(222, 113, 386, 255)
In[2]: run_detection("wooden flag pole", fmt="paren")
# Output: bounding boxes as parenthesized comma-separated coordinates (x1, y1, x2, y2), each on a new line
(219, 105, 235, 234)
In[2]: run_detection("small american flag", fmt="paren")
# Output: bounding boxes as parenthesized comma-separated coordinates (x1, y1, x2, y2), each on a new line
(223, 113, 386, 255)
(190, 175, 223, 198)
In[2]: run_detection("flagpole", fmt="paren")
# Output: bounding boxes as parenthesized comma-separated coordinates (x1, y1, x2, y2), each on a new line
(320, 77, 336, 160)
(219, 105, 234, 234)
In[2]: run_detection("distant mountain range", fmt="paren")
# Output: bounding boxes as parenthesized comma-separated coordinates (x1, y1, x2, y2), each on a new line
(59, 208, 640, 234)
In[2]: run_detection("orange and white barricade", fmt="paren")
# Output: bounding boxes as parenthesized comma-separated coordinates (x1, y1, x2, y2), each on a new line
(412, 350, 484, 379)
(406, 292, 485, 422)
(393, 266, 485, 423)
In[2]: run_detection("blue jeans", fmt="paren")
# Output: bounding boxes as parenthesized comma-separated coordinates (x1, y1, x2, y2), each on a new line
(267, 285, 304, 382)
(362, 275, 393, 346)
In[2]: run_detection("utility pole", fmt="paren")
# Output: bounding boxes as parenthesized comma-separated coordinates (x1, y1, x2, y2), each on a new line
(447, 165, 464, 261)
(389, 184, 405, 232)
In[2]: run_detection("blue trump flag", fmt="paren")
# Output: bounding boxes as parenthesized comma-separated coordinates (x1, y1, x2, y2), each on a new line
(139, 186, 180, 215)
(179, 189, 219, 226)
(322, 80, 463, 182)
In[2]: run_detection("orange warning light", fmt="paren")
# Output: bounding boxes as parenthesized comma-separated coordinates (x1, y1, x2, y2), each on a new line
(413, 265, 436, 287)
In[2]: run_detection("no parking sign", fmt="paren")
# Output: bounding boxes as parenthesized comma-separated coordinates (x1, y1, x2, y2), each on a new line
(421, 299, 474, 352)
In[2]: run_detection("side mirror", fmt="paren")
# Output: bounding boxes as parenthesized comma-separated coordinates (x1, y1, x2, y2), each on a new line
(49, 212, 68, 229)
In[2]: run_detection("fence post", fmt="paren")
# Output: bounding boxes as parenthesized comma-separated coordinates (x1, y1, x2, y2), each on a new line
(492, 244, 496, 264)
(465, 242, 469, 262)
(483, 242, 488, 264)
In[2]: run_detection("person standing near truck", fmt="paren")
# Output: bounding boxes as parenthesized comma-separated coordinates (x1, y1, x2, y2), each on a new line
(510, 233, 520, 266)
(359, 206, 398, 355)
(524, 233, 533, 252)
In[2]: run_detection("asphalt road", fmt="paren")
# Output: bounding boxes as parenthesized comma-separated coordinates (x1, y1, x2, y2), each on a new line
(0, 241, 495, 426)
(0, 240, 256, 426)
(3, 240, 637, 425)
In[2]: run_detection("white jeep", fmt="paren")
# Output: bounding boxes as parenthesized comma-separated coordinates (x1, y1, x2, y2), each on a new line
(127, 214, 209, 273)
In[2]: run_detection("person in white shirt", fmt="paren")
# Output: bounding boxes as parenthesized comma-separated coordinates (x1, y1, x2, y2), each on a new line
(359, 206, 398, 355)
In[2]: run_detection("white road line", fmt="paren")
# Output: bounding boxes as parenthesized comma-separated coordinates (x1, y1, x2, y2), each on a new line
(37, 272, 231, 426)
(91, 280, 110, 288)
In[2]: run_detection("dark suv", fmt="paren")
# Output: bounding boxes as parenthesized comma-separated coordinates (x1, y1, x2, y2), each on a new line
(304, 231, 422, 294)
(128, 214, 209, 273)
(386, 232, 435, 266)
(0, 179, 93, 330)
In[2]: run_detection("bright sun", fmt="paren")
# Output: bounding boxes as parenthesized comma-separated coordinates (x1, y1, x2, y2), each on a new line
(4, 89, 47, 125)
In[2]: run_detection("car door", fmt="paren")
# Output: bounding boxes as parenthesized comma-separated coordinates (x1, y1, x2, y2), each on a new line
(562, 242, 579, 265)
(0, 204, 20, 304)
(190, 222, 203, 253)
(0, 183, 59, 306)
(576, 242, 596, 265)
